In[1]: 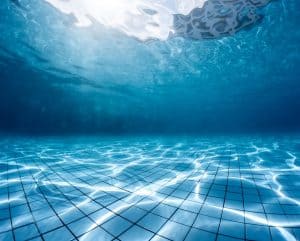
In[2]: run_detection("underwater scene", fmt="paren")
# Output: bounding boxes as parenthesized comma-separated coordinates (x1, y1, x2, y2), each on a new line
(0, 0, 300, 241)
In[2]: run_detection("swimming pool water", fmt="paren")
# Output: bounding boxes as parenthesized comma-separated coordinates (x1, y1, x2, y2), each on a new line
(1, 0, 300, 134)
(0, 136, 299, 241)
(1, 0, 300, 240)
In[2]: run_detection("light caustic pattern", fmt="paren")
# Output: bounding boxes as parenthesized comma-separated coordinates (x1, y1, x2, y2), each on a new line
(0, 137, 300, 241)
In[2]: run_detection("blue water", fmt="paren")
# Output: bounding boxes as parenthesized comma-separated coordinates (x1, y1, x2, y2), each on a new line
(0, 0, 300, 134)
(0, 136, 300, 241)
(0, 0, 300, 240)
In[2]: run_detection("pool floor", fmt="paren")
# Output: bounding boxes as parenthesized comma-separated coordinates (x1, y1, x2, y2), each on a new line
(0, 136, 299, 241)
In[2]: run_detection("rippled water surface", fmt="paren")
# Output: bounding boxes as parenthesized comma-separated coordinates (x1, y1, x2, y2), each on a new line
(1, 0, 300, 134)
(0, 136, 300, 241)
(1, 0, 300, 240)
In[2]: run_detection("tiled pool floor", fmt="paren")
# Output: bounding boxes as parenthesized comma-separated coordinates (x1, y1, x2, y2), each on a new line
(0, 136, 299, 241)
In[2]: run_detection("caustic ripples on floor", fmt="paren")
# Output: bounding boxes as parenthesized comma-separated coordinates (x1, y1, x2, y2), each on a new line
(0, 136, 299, 241)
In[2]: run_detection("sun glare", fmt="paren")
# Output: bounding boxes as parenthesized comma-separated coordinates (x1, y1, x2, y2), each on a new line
(45, 0, 206, 40)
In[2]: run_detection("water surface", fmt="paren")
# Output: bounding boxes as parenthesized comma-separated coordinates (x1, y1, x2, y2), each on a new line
(0, 1, 300, 240)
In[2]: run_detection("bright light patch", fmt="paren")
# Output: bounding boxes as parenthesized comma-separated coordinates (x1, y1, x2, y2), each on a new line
(44, 0, 206, 40)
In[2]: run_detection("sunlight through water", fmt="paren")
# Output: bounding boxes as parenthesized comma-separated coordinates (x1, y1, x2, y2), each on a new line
(44, 0, 270, 41)
(0, 136, 299, 241)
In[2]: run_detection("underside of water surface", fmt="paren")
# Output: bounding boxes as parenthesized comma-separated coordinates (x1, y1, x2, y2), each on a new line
(0, 0, 300, 241)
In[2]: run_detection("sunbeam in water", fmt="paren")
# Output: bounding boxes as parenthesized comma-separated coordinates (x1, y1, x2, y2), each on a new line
(0, 0, 300, 241)
(44, 0, 271, 41)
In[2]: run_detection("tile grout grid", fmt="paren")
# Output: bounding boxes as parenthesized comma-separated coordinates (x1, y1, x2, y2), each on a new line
(0, 136, 299, 241)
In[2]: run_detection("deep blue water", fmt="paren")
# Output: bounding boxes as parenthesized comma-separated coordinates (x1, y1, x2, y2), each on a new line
(0, 0, 300, 134)
(0, 0, 300, 241)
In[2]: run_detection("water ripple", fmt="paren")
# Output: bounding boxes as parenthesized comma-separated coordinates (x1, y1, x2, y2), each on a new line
(0, 136, 299, 241)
